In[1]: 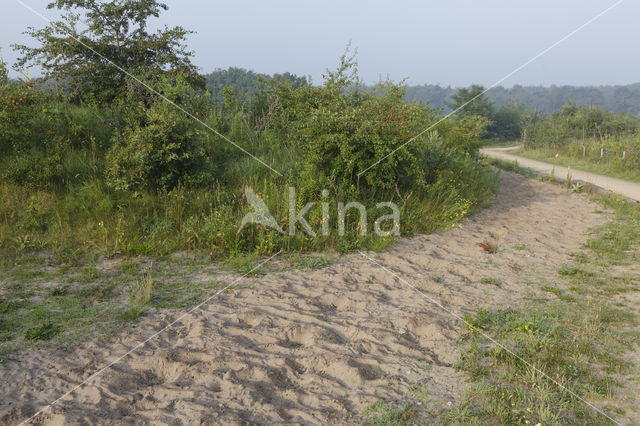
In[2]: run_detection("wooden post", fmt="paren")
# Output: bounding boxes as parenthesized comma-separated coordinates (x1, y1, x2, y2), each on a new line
(601, 148, 604, 158)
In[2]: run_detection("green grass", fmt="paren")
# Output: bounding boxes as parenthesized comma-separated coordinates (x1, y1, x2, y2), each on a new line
(363, 401, 418, 425)
(540, 285, 576, 302)
(0, 155, 498, 264)
(449, 302, 632, 424)
(449, 195, 640, 424)
(285, 254, 332, 270)
(480, 278, 501, 287)
(512, 148, 640, 183)
(0, 256, 220, 357)
(0, 245, 338, 359)
(486, 157, 539, 179)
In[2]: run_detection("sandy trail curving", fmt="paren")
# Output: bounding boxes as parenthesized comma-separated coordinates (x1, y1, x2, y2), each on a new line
(0, 171, 611, 425)
(481, 146, 640, 202)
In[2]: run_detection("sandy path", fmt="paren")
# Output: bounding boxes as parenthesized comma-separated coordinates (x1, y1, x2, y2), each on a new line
(0, 171, 610, 425)
(481, 146, 640, 202)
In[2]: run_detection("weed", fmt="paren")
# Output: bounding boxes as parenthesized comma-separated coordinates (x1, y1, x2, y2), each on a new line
(571, 182, 585, 193)
(48, 287, 69, 297)
(287, 254, 331, 270)
(363, 401, 417, 425)
(480, 278, 500, 287)
(570, 251, 589, 263)
(127, 268, 153, 319)
(227, 254, 261, 275)
(540, 285, 576, 302)
(557, 265, 578, 275)
(25, 322, 63, 341)
(411, 384, 430, 401)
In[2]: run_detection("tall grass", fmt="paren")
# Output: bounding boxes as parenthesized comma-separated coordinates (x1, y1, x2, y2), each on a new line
(0, 155, 497, 263)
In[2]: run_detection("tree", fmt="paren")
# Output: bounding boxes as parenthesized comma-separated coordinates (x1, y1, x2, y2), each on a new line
(492, 102, 528, 141)
(447, 85, 495, 139)
(13, 0, 203, 102)
(448, 85, 495, 119)
(0, 54, 7, 86)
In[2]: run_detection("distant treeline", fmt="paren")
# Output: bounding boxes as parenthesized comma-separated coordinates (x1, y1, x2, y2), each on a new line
(205, 68, 640, 115)
(405, 84, 640, 114)
(204, 67, 308, 102)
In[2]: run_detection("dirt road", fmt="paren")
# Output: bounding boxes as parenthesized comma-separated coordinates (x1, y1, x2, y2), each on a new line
(481, 146, 640, 202)
(0, 171, 622, 424)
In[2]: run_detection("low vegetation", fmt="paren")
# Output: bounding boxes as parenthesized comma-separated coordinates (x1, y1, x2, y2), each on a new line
(365, 188, 639, 424)
(513, 103, 640, 182)
(0, 0, 500, 365)
(1, 41, 497, 266)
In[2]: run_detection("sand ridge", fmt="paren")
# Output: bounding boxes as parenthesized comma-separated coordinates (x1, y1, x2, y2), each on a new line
(0, 171, 610, 424)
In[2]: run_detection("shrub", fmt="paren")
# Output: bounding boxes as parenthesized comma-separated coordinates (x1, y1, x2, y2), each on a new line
(267, 50, 486, 199)
(106, 74, 217, 192)
(0, 75, 114, 188)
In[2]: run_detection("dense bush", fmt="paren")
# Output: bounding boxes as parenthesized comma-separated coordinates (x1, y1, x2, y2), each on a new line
(0, 75, 113, 188)
(524, 103, 639, 149)
(267, 54, 487, 198)
(1, 50, 497, 259)
(106, 74, 216, 192)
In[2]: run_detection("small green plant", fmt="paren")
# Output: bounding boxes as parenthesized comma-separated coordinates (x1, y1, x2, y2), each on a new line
(287, 254, 331, 270)
(565, 166, 573, 188)
(410, 384, 430, 401)
(557, 265, 593, 276)
(513, 244, 527, 251)
(541, 285, 576, 302)
(570, 251, 588, 263)
(48, 286, 69, 297)
(128, 269, 153, 318)
(227, 254, 261, 275)
(480, 278, 501, 287)
(24, 321, 63, 341)
(571, 182, 584, 193)
(549, 153, 558, 182)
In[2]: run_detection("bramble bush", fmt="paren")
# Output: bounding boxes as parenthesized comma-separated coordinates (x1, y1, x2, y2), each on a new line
(106, 74, 217, 192)
(267, 50, 488, 200)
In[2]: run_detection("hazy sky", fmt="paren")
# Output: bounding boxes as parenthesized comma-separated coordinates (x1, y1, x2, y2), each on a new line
(1, 0, 637, 87)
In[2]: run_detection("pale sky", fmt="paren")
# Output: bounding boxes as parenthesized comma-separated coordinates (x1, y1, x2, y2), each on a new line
(1, 0, 637, 87)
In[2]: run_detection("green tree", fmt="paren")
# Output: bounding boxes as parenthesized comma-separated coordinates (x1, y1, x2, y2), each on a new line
(492, 102, 528, 141)
(13, 0, 203, 102)
(448, 85, 495, 120)
(0, 56, 7, 86)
